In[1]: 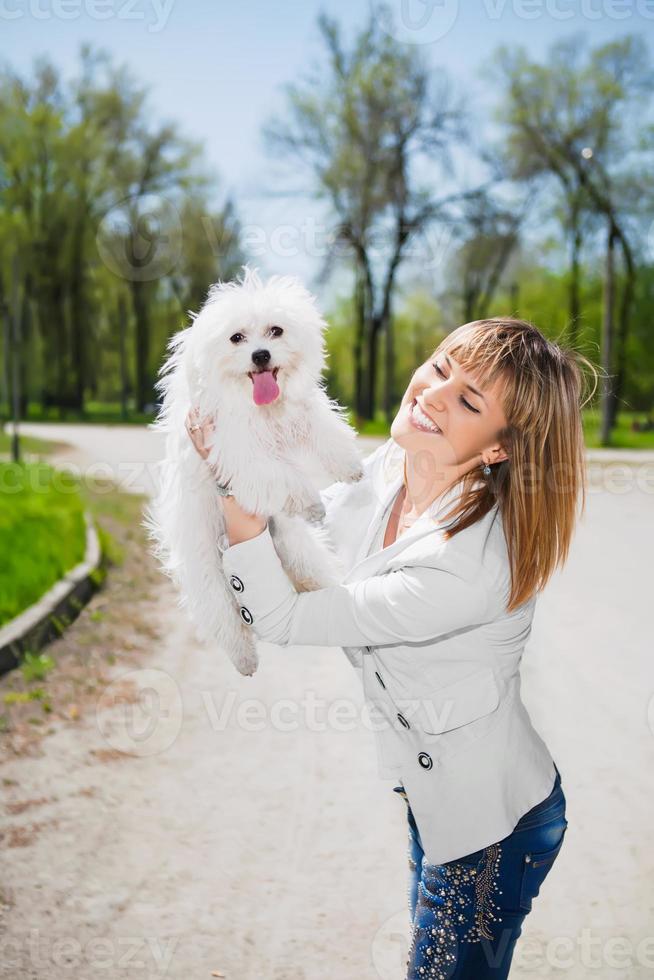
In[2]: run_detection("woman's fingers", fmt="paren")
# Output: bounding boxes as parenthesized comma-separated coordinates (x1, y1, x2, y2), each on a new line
(185, 406, 214, 460)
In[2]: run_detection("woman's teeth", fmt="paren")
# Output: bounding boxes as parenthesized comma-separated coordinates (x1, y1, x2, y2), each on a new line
(411, 399, 441, 434)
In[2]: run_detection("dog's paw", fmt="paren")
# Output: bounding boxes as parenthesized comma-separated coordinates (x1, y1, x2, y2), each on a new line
(348, 467, 365, 483)
(234, 651, 259, 676)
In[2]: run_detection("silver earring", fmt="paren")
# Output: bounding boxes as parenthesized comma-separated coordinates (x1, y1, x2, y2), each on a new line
(482, 462, 491, 476)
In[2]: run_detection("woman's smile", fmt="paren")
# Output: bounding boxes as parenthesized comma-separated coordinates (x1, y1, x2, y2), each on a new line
(409, 397, 442, 435)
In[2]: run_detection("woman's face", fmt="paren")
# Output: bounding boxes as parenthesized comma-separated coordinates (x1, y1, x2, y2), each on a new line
(390, 349, 510, 479)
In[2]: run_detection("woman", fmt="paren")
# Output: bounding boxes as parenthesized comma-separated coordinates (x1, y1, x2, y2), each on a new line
(186, 317, 595, 979)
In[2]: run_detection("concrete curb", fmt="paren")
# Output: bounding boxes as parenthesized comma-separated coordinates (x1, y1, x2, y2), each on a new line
(0, 511, 103, 676)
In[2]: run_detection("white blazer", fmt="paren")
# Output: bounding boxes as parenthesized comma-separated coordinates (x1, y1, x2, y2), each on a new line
(221, 437, 557, 865)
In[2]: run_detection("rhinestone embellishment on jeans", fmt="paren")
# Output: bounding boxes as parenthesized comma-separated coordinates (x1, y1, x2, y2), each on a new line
(405, 843, 505, 976)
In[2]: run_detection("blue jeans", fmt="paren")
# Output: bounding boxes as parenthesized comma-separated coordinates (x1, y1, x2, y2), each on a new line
(392, 764, 568, 979)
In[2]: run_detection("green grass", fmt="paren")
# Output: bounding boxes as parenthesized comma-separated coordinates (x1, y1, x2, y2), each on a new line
(20, 651, 56, 682)
(0, 431, 69, 457)
(582, 409, 654, 449)
(0, 462, 87, 627)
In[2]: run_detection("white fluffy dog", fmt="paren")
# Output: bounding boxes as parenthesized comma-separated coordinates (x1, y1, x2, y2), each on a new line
(144, 266, 364, 676)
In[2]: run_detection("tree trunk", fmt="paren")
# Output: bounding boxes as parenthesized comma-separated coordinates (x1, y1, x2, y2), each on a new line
(608, 236, 636, 431)
(10, 259, 22, 461)
(509, 281, 519, 315)
(568, 196, 582, 347)
(118, 294, 130, 420)
(353, 265, 367, 421)
(19, 282, 32, 419)
(379, 235, 406, 424)
(477, 231, 519, 320)
(365, 313, 383, 422)
(131, 279, 151, 413)
(600, 222, 616, 446)
(68, 213, 88, 413)
(383, 308, 395, 425)
(0, 286, 8, 422)
(55, 282, 68, 418)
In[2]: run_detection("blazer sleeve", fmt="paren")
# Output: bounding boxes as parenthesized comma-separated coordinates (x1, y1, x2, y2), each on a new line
(221, 521, 496, 648)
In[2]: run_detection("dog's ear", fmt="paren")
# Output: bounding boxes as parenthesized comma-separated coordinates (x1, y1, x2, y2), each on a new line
(184, 352, 201, 395)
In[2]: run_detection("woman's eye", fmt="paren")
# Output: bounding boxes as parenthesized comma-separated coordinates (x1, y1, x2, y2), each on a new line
(432, 361, 480, 414)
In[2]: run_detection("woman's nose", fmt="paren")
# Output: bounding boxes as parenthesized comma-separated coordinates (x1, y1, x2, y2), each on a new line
(423, 387, 445, 413)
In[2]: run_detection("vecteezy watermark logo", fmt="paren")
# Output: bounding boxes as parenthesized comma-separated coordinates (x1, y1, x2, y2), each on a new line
(376, 0, 460, 45)
(370, 909, 414, 979)
(96, 193, 182, 282)
(235, 216, 452, 269)
(481, 0, 654, 22)
(95, 668, 183, 757)
(0, 0, 175, 32)
(0, 930, 179, 973)
(647, 692, 654, 740)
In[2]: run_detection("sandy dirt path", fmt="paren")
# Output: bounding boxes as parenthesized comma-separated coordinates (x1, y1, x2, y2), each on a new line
(1, 424, 653, 978)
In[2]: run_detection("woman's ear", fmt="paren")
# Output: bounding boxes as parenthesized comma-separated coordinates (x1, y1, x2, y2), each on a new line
(489, 445, 510, 465)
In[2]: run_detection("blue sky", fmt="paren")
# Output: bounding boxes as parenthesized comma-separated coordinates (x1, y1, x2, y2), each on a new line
(3, 0, 652, 305)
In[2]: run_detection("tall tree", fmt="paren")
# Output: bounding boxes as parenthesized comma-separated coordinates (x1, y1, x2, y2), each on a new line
(490, 33, 654, 442)
(0, 44, 239, 417)
(446, 185, 528, 322)
(168, 193, 245, 318)
(263, 5, 468, 423)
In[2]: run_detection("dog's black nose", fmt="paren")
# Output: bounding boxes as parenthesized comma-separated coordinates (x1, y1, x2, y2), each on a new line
(251, 349, 271, 367)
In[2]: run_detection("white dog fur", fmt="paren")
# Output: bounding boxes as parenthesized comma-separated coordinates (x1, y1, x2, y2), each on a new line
(144, 266, 364, 676)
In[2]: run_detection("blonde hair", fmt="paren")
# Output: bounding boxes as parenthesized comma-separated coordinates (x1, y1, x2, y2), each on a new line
(434, 317, 598, 613)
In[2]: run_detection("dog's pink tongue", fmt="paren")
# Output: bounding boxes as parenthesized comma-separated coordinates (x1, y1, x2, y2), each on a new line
(251, 370, 280, 405)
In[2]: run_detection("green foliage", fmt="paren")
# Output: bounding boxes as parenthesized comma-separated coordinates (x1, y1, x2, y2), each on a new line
(20, 651, 55, 683)
(0, 431, 63, 456)
(0, 462, 87, 626)
(626, 265, 654, 412)
(333, 261, 654, 447)
(89, 567, 107, 588)
(1, 24, 652, 440)
(95, 523, 124, 567)
(266, 8, 466, 424)
(0, 47, 245, 421)
(3, 687, 46, 704)
(583, 410, 654, 449)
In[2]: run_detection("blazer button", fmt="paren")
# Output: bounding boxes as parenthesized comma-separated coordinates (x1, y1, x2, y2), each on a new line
(418, 752, 433, 770)
(397, 712, 410, 730)
(239, 607, 253, 625)
(229, 575, 244, 593)
(375, 671, 386, 690)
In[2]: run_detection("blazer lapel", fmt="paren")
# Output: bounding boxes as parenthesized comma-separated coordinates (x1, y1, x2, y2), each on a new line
(340, 439, 467, 587)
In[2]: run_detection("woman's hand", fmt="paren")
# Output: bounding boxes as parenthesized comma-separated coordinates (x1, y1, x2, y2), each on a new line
(185, 406, 216, 463)
(185, 406, 267, 546)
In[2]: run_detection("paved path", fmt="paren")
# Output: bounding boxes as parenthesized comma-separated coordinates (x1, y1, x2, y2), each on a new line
(2, 422, 653, 978)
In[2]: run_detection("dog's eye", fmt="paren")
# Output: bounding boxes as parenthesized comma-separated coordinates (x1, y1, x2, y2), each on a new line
(230, 333, 245, 344)
(270, 326, 283, 337)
